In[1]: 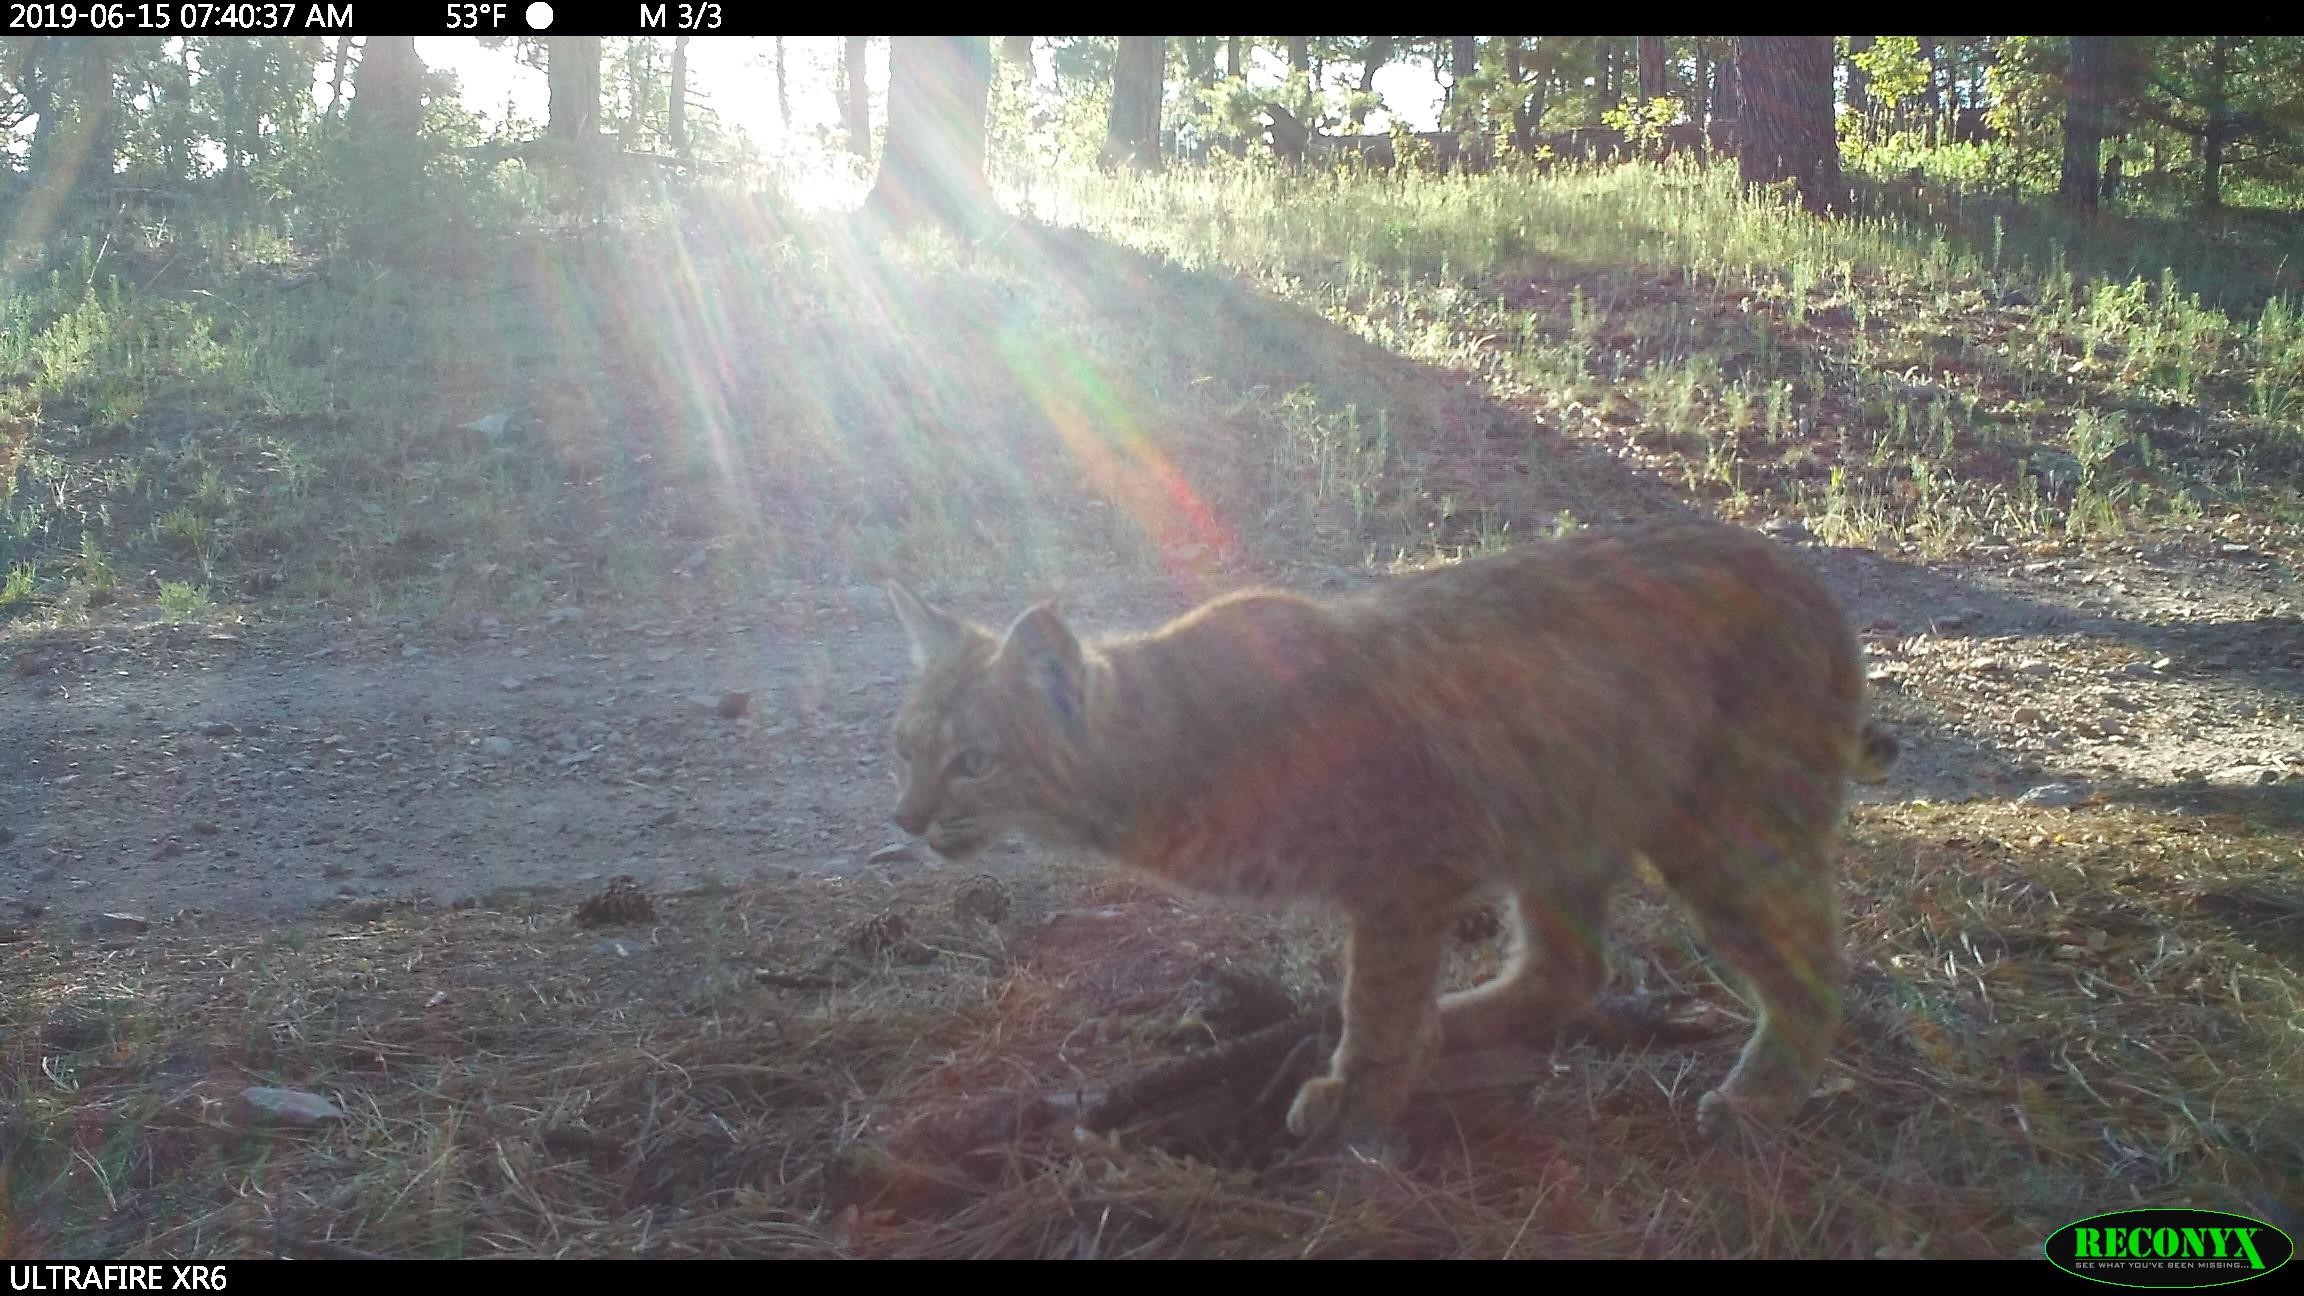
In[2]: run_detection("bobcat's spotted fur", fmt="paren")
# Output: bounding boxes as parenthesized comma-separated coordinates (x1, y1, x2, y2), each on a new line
(885, 520, 1895, 1144)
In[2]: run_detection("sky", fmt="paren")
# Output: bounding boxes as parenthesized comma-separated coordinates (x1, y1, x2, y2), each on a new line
(408, 35, 1448, 159)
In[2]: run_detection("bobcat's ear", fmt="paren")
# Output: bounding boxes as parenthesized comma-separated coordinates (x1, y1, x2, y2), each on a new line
(886, 582, 965, 672)
(999, 602, 1086, 739)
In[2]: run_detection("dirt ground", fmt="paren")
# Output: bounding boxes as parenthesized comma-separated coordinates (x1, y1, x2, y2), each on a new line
(3, 526, 2298, 930)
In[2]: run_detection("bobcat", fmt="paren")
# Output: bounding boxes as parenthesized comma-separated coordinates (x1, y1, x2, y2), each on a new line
(884, 520, 1896, 1146)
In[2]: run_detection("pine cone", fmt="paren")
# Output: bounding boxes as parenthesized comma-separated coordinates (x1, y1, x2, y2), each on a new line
(573, 875, 656, 928)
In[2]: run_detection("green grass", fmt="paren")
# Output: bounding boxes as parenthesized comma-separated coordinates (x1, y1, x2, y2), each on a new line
(2, 153, 2300, 616)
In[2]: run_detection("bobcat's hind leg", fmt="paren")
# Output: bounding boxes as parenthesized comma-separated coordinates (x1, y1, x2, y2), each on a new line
(1649, 798, 1846, 1138)
(1436, 881, 1612, 1051)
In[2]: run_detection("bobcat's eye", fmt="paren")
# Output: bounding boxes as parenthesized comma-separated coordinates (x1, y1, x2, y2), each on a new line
(949, 749, 998, 781)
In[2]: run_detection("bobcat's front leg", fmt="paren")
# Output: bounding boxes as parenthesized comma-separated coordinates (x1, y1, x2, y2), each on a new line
(1286, 914, 1448, 1144)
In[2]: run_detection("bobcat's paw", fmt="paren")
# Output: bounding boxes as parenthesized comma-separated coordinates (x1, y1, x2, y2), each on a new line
(1696, 1087, 1797, 1141)
(1285, 1075, 1349, 1141)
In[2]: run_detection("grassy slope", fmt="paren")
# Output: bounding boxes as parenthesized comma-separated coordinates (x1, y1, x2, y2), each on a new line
(4, 159, 2304, 1257)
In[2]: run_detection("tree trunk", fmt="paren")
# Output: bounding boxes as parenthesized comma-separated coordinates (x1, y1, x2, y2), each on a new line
(23, 37, 55, 179)
(1917, 36, 1941, 144)
(1226, 36, 1243, 80)
(2058, 35, 2107, 214)
(1637, 35, 1667, 105)
(1735, 36, 1840, 214)
(1692, 41, 1710, 129)
(1287, 37, 1309, 77)
(347, 35, 421, 141)
(866, 35, 993, 233)
(1709, 48, 1740, 153)
(1503, 38, 1533, 152)
(2199, 38, 2230, 212)
(326, 34, 353, 116)
(1451, 36, 1478, 100)
(1350, 36, 1391, 129)
(1102, 36, 1166, 170)
(545, 36, 601, 141)
(843, 36, 871, 158)
(75, 37, 114, 190)
(772, 36, 789, 133)
(669, 35, 688, 154)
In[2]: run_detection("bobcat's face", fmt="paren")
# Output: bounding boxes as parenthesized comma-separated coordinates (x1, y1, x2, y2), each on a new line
(885, 584, 1091, 861)
(891, 669, 1027, 861)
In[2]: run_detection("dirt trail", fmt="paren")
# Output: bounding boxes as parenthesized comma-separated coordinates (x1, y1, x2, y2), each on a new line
(3, 534, 2300, 927)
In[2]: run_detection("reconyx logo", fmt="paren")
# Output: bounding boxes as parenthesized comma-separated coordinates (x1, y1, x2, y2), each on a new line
(2046, 1209, 2293, 1288)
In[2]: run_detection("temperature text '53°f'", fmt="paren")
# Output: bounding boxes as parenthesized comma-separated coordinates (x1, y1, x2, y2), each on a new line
(637, 2, 718, 30)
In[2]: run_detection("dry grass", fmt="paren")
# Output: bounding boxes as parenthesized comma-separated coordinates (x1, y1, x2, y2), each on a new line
(6, 795, 2300, 1259)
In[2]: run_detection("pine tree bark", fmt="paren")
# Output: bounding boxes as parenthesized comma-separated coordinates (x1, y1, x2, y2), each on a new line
(1735, 36, 1840, 214)
(1102, 36, 1166, 170)
(1709, 48, 1740, 153)
(1637, 35, 1667, 105)
(544, 36, 600, 141)
(866, 36, 993, 233)
(774, 36, 789, 132)
(1226, 36, 1243, 80)
(347, 35, 421, 141)
(1350, 36, 1391, 129)
(2058, 35, 2107, 214)
(326, 34, 353, 116)
(75, 36, 114, 190)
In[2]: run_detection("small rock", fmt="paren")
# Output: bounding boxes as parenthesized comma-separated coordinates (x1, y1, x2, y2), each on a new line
(1966, 655, 2002, 673)
(400, 644, 426, 659)
(500, 676, 524, 692)
(236, 1087, 346, 1128)
(2017, 782, 2090, 809)
(714, 690, 753, 719)
(548, 606, 586, 627)
(647, 808, 679, 828)
(479, 615, 503, 633)
(869, 843, 918, 866)
(2012, 705, 2043, 726)
(11, 652, 41, 677)
(2016, 659, 2055, 677)
(593, 938, 638, 958)
(191, 821, 222, 836)
(2116, 661, 2158, 679)
(481, 736, 516, 757)
(199, 722, 238, 738)
(1761, 518, 1811, 543)
(322, 862, 353, 879)
(2207, 765, 2283, 787)
(78, 913, 151, 937)
(2095, 716, 2126, 737)
(2218, 543, 2254, 556)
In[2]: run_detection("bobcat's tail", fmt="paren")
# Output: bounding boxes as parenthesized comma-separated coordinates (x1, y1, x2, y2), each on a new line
(1852, 720, 1900, 784)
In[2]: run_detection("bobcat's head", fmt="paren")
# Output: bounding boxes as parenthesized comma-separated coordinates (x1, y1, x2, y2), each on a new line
(883, 583, 1093, 861)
